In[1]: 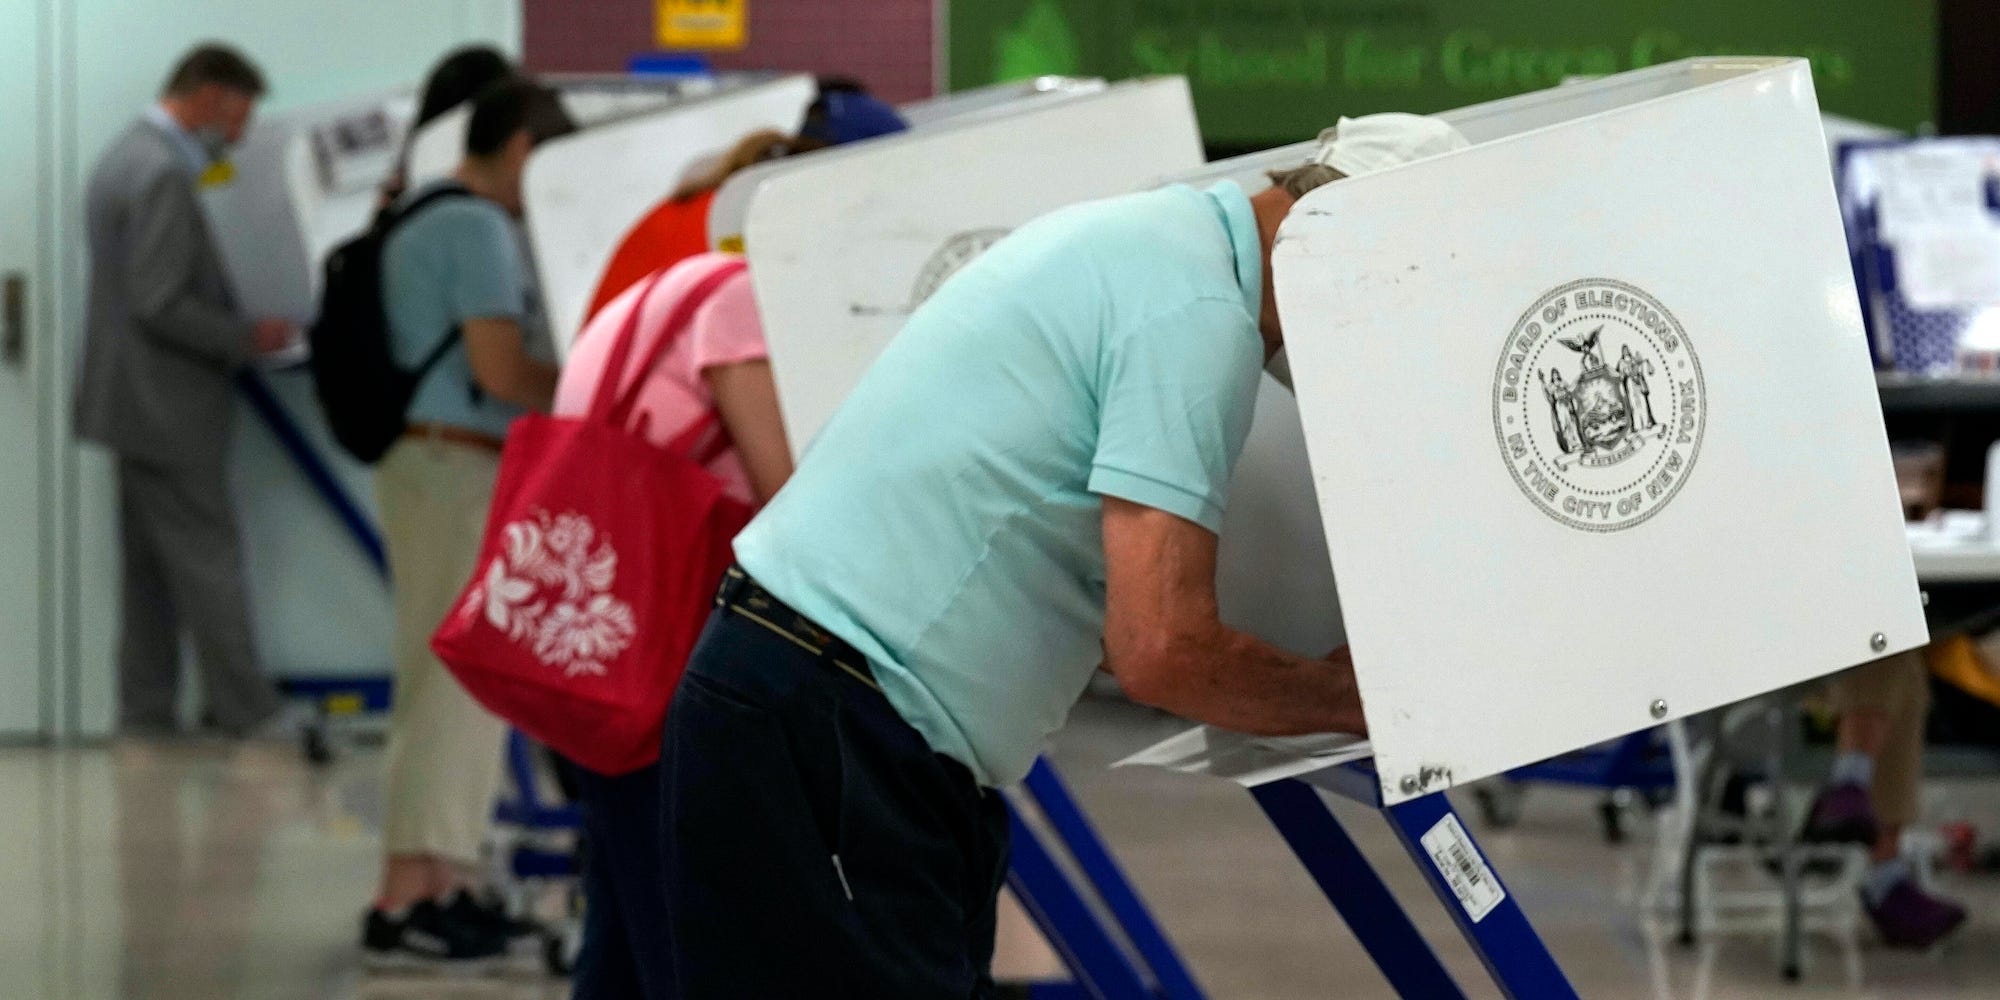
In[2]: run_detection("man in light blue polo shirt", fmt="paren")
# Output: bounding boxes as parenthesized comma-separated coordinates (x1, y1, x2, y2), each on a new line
(659, 113, 1471, 998)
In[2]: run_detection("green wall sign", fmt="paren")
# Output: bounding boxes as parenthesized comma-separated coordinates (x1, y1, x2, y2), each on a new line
(950, 0, 1937, 148)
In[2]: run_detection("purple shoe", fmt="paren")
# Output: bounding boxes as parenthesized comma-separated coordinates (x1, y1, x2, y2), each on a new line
(1866, 880, 1968, 949)
(1801, 782, 1878, 846)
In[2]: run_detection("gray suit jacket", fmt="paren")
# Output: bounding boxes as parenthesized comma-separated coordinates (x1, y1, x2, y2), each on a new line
(74, 118, 253, 469)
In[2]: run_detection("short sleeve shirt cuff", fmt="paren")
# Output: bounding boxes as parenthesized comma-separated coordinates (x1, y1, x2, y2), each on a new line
(1088, 465, 1227, 534)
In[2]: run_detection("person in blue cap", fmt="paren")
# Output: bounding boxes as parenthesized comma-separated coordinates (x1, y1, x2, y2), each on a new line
(799, 77, 909, 146)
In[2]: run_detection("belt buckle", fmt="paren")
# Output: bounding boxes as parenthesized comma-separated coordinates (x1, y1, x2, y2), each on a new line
(717, 568, 746, 606)
(798, 621, 833, 648)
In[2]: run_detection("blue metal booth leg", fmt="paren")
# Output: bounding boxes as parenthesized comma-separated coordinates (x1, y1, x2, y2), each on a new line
(1021, 760, 1205, 1000)
(238, 372, 388, 577)
(1007, 808, 1154, 1000)
(1253, 772, 1580, 1000)
(1004, 757, 1208, 1000)
(1381, 789, 1580, 999)
(1250, 780, 1467, 999)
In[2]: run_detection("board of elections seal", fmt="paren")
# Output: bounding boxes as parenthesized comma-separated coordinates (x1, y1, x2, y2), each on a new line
(1492, 278, 1706, 532)
(849, 228, 1012, 318)
(911, 228, 1011, 305)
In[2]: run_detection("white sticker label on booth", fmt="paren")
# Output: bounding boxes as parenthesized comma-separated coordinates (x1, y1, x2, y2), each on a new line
(1420, 815, 1504, 923)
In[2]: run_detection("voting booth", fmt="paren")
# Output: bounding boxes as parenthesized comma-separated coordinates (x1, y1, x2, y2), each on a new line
(740, 75, 1207, 999)
(741, 56, 1917, 998)
(1131, 57, 1921, 999)
(1136, 57, 1926, 793)
(522, 74, 1115, 358)
(706, 76, 1107, 258)
(520, 74, 818, 353)
(202, 74, 764, 690)
(894, 75, 1106, 129)
(404, 71, 744, 190)
(202, 92, 419, 685)
(199, 72, 835, 692)
(1273, 56, 1921, 804)
(741, 76, 1203, 452)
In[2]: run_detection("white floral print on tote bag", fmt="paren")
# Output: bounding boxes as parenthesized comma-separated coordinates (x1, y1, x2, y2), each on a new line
(458, 509, 638, 677)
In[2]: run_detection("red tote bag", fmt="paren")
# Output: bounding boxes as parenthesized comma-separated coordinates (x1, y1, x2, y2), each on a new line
(432, 261, 752, 775)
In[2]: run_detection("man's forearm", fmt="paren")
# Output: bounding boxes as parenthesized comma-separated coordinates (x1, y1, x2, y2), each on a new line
(137, 301, 253, 369)
(1116, 622, 1366, 737)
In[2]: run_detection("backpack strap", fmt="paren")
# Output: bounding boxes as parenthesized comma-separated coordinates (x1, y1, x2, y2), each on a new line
(389, 183, 476, 395)
(589, 259, 750, 428)
(383, 181, 472, 231)
(409, 324, 462, 385)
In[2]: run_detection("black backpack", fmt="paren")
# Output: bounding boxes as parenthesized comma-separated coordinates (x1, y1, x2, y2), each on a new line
(309, 184, 472, 464)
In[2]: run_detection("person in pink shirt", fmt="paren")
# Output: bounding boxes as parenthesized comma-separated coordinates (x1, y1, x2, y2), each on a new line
(555, 95, 907, 999)
(555, 252, 792, 506)
(552, 250, 794, 1000)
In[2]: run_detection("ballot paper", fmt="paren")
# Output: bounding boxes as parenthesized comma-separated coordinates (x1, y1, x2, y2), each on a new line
(1115, 726, 1372, 788)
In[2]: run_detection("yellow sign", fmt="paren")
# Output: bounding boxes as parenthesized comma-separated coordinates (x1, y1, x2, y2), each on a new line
(658, 0, 747, 50)
(197, 159, 237, 188)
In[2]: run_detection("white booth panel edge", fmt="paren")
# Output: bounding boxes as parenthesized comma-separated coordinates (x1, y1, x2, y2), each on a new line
(743, 76, 1204, 455)
(521, 74, 818, 354)
(706, 76, 1111, 254)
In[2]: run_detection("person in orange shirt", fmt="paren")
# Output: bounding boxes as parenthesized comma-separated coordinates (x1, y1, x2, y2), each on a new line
(582, 80, 912, 319)
(581, 130, 791, 320)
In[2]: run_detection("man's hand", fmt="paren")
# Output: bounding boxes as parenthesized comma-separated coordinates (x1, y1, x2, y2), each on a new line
(1101, 496, 1367, 737)
(1323, 646, 1366, 736)
(252, 318, 298, 355)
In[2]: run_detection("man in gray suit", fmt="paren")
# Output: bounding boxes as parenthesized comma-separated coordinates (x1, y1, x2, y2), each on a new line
(74, 44, 298, 736)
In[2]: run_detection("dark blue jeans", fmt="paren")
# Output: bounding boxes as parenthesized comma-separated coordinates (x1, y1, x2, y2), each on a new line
(570, 761, 674, 1000)
(659, 605, 1010, 999)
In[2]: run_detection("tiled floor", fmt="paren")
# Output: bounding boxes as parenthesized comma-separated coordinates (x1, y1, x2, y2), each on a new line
(4, 698, 1999, 999)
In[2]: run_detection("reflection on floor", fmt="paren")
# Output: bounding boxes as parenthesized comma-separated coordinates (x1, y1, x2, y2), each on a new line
(4, 697, 1999, 999)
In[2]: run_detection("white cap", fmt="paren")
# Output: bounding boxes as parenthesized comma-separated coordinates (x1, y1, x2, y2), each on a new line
(1313, 113, 1470, 177)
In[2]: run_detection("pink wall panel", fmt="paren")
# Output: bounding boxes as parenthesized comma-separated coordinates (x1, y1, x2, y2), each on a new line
(524, 0, 937, 103)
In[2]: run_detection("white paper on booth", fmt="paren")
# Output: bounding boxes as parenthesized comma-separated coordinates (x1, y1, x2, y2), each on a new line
(1114, 726, 1372, 787)
(1876, 146, 1998, 239)
(1894, 227, 2000, 310)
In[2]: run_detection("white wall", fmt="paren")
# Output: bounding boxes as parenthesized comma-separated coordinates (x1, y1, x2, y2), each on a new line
(42, 1, 521, 737)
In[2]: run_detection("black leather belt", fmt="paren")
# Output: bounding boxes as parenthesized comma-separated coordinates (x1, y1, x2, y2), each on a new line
(716, 566, 880, 693)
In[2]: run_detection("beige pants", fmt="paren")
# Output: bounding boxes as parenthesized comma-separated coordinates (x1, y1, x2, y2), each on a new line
(378, 438, 508, 864)
(1827, 649, 1929, 828)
